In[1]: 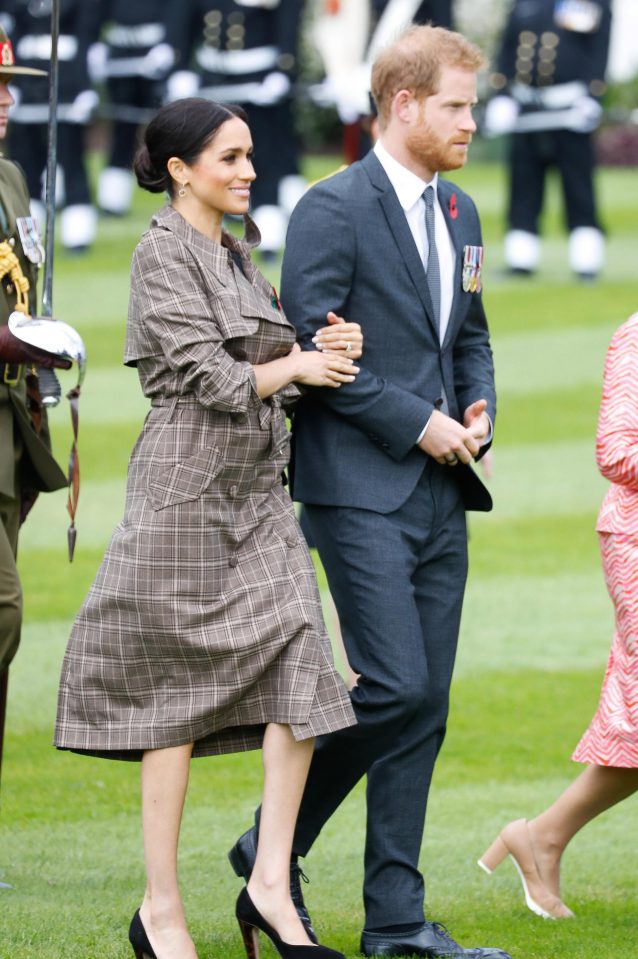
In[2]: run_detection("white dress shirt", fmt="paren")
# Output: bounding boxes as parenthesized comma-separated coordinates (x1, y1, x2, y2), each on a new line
(373, 140, 456, 443)
(374, 139, 455, 344)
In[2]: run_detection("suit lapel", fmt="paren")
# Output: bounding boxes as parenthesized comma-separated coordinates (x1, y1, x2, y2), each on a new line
(437, 180, 464, 350)
(363, 153, 439, 342)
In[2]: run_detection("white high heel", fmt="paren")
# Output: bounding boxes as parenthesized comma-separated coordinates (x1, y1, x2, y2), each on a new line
(478, 819, 575, 920)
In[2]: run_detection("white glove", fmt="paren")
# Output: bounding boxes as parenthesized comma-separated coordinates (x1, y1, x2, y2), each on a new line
(67, 89, 99, 123)
(252, 71, 291, 105)
(8, 83, 20, 108)
(483, 95, 519, 136)
(571, 95, 603, 133)
(165, 70, 200, 102)
(87, 42, 108, 83)
(334, 66, 371, 123)
(143, 42, 175, 81)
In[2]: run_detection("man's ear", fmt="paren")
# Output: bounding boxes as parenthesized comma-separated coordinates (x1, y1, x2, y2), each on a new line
(393, 89, 419, 124)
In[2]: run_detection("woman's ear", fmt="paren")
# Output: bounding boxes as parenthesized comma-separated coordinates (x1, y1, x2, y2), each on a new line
(167, 156, 185, 184)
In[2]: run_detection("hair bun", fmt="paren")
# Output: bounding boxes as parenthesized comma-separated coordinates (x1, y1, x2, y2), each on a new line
(133, 143, 169, 194)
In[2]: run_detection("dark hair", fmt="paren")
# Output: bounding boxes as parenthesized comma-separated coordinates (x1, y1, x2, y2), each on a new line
(133, 98, 249, 196)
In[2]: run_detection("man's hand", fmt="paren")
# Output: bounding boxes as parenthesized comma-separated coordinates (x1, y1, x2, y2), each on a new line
(463, 398, 491, 446)
(418, 409, 480, 466)
(0, 325, 72, 370)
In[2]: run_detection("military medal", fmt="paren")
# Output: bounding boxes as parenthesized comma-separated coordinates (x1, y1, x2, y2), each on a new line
(462, 245, 483, 293)
(16, 216, 45, 266)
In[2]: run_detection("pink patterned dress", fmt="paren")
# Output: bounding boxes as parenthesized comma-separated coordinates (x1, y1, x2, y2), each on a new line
(573, 313, 638, 767)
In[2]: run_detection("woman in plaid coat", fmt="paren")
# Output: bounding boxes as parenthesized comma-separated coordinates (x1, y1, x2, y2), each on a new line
(54, 99, 359, 959)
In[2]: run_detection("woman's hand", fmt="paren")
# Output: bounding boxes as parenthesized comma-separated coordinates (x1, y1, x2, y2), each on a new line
(290, 341, 360, 388)
(312, 311, 363, 360)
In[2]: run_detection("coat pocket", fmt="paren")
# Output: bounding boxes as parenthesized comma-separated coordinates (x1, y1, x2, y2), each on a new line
(147, 446, 224, 511)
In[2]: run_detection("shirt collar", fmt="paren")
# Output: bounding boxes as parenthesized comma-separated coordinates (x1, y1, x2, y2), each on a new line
(374, 139, 439, 212)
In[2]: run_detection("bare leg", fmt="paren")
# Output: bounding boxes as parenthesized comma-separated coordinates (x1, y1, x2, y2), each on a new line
(139, 743, 198, 959)
(529, 764, 638, 898)
(247, 723, 315, 945)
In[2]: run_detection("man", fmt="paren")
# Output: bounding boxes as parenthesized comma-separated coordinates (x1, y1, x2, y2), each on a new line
(93, 0, 182, 217)
(0, 26, 69, 790)
(168, 0, 306, 259)
(230, 25, 510, 959)
(6, 0, 103, 253)
(484, 0, 611, 280)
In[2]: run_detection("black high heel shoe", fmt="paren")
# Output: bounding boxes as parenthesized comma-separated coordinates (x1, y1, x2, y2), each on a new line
(129, 910, 157, 959)
(236, 887, 344, 959)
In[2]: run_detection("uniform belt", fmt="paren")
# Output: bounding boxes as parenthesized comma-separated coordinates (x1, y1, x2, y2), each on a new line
(512, 81, 588, 110)
(3, 362, 23, 386)
(196, 45, 279, 75)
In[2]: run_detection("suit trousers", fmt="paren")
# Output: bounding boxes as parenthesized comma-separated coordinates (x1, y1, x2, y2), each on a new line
(294, 460, 468, 928)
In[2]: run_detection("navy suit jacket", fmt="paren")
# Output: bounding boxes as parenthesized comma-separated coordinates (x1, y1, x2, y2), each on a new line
(281, 150, 496, 514)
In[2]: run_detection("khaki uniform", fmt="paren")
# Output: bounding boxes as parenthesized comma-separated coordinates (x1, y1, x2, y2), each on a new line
(0, 156, 66, 669)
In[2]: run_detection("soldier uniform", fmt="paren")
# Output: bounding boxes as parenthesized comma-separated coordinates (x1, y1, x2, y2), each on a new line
(95, 0, 182, 216)
(5, 0, 103, 253)
(486, 0, 612, 279)
(313, 0, 454, 162)
(170, 0, 306, 257)
(0, 29, 66, 770)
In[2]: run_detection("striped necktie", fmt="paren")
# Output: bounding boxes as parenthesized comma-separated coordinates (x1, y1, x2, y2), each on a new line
(423, 186, 441, 339)
(423, 185, 449, 414)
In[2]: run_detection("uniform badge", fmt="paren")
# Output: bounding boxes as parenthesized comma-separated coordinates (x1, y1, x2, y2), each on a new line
(462, 245, 483, 293)
(16, 216, 45, 266)
(553, 0, 602, 33)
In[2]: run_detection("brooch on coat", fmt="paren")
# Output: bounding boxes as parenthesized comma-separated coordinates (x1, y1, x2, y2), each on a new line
(448, 192, 458, 220)
(271, 286, 282, 311)
(462, 245, 484, 293)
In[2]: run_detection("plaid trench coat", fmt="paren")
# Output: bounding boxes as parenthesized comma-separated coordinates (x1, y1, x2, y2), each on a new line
(54, 206, 355, 760)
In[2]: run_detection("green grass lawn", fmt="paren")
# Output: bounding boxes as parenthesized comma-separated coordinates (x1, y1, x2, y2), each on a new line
(1, 152, 637, 958)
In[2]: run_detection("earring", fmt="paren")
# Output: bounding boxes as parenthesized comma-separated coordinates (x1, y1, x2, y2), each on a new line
(178, 183, 187, 197)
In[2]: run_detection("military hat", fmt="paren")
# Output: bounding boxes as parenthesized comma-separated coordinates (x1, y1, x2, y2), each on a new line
(0, 25, 47, 77)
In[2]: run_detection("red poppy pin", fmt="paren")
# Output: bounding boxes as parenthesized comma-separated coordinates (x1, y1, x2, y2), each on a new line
(271, 286, 282, 311)
(449, 193, 458, 220)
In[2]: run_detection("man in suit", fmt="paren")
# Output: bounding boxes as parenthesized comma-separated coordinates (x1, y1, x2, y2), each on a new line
(230, 25, 509, 959)
(0, 25, 68, 795)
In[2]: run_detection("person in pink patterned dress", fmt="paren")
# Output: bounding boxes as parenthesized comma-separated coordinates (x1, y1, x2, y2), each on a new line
(477, 312, 638, 920)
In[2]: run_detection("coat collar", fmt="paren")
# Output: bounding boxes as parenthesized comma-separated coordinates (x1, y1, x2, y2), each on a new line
(150, 205, 261, 284)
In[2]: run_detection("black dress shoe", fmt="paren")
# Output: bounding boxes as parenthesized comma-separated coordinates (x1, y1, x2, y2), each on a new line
(360, 923, 513, 959)
(229, 826, 318, 944)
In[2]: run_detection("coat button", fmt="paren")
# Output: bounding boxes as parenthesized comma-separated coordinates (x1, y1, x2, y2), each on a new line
(228, 555, 238, 567)
(232, 412, 247, 424)
(229, 485, 238, 498)
(286, 536, 298, 548)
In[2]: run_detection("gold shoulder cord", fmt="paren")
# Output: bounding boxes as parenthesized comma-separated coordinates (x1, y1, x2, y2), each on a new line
(0, 239, 30, 315)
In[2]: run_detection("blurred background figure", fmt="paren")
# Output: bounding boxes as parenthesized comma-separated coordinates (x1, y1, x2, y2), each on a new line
(168, 0, 306, 261)
(484, 0, 612, 281)
(311, 0, 454, 163)
(3, 0, 102, 254)
(92, 0, 181, 217)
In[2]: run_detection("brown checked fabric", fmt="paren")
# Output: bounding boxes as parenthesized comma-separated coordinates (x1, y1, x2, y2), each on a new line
(54, 207, 355, 760)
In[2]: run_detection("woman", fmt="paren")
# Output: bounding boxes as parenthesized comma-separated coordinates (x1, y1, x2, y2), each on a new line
(54, 98, 363, 959)
(478, 313, 638, 919)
